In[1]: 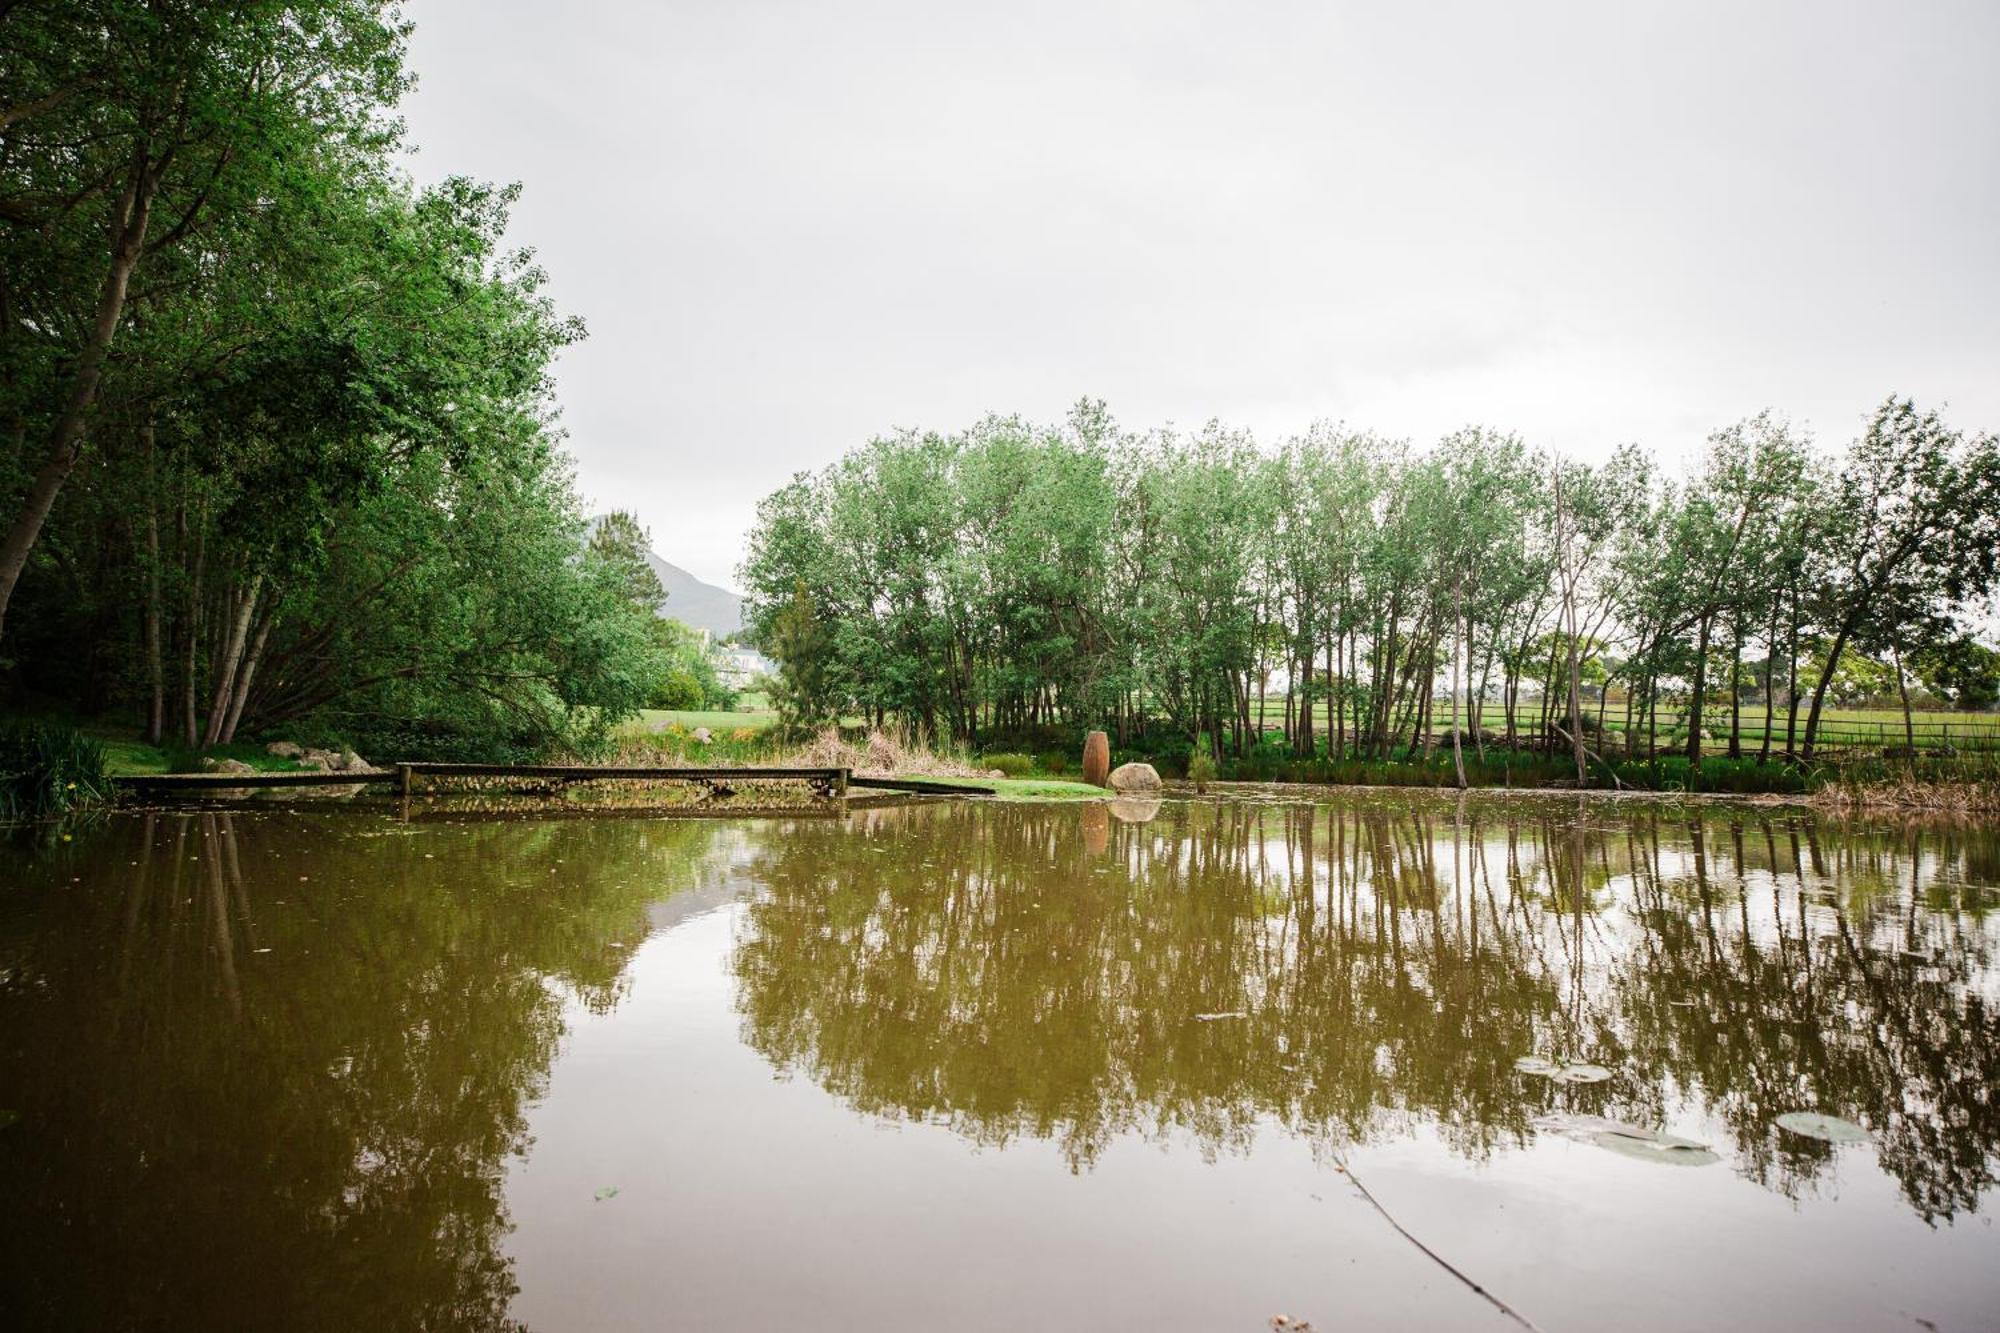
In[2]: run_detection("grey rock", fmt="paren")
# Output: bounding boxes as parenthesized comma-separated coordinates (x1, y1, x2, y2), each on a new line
(1108, 762, 1162, 794)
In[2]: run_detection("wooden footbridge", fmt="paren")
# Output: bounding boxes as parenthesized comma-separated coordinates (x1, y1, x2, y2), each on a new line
(110, 763, 992, 803)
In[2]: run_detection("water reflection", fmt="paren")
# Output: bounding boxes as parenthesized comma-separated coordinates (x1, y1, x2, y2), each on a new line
(733, 797, 2000, 1221)
(0, 796, 1994, 1332)
(0, 810, 731, 1332)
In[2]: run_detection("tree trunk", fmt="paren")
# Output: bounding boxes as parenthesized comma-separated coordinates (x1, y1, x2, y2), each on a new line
(1451, 583, 1467, 789)
(1564, 610, 1586, 784)
(141, 424, 165, 744)
(1726, 620, 1743, 759)
(0, 157, 155, 642)
(1758, 602, 1779, 763)
(181, 511, 205, 747)
(219, 607, 273, 745)
(1685, 614, 1712, 762)
(1800, 622, 1857, 761)
(1892, 639, 1916, 758)
(1783, 589, 1802, 758)
(202, 575, 261, 747)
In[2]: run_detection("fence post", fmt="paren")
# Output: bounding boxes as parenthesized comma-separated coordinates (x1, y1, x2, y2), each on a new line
(836, 766, 850, 798)
(397, 763, 413, 799)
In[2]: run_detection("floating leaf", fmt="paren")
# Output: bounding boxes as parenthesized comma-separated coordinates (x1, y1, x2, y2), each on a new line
(1590, 1130, 1720, 1167)
(1194, 1011, 1248, 1021)
(1513, 1056, 1560, 1075)
(593, 1186, 620, 1202)
(1537, 1113, 1650, 1141)
(1537, 1113, 1718, 1165)
(1776, 1112, 1869, 1144)
(1551, 1063, 1612, 1084)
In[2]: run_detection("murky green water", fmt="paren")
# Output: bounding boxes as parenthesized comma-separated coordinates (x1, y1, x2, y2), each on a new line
(1, 793, 1996, 1331)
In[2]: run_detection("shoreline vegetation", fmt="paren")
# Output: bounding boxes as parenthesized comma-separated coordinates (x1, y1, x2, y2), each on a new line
(737, 401, 2000, 805)
(7, 711, 1998, 820)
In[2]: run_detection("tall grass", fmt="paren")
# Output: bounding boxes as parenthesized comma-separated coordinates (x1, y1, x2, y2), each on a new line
(1809, 753, 2000, 812)
(614, 722, 991, 778)
(0, 722, 114, 822)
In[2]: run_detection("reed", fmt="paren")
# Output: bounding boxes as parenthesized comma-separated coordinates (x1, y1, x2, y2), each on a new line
(0, 721, 114, 822)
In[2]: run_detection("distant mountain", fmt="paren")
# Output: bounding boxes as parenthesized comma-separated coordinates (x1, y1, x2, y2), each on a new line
(587, 515, 744, 637)
(642, 549, 744, 638)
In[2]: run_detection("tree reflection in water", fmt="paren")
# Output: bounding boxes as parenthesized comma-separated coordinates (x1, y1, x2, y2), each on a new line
(0, 796, 1992, 1332)
(0, 810, 731, 1333)
(732, 796, 2000, 1222)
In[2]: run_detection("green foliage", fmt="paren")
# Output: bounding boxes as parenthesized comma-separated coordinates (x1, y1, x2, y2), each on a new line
(1913, 636, 2000, 712)
(739, 397, 2000, 787)
(644, 619, 735, 711)
(1034, 748, 1072, 774)
(1187, 753, 1217, 790)
(589, 511, 666, 612)
(0, 722, 112, 821)
(980, 752, 1035, 777)
(0, 3, 661, 764)
(765, 582, 839, 739)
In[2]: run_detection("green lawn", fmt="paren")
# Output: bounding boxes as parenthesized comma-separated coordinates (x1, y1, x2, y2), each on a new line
(911, 775, 1110, 801)
(93, 735, 313, 777)
(625, 708, 779, 735)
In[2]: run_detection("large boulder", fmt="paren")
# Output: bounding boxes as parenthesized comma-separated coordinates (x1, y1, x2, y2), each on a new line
(202, 756, 257, 798)
(265, 741, 303, 758)
(1108, 761, 1162, 794)
(1081, 731, 1111, 787)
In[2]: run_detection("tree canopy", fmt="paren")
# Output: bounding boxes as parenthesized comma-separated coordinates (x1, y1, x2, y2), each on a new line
(1, 2, 669, 757)
(742, 399, 2000, 770)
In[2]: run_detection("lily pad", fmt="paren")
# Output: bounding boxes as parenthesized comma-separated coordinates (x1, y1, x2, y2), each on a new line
(1776, 1111, 1869, 1144)
(1537, 1113, 1717, 1165)
(1514, 1056, 1561, 1075)
(1550, 1063, 1612, 1084)
(593, 1186, 620, 1202)
(1590, 1130, 1720, 1167)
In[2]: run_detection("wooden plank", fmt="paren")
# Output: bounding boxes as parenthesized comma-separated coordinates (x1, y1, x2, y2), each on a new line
(113, 770, 393, 791)
(114, 763, 869, 797)
(403, 763, 847, 781)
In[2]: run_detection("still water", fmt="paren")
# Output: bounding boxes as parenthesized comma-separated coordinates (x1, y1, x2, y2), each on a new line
(1, 793, 1996, 1331)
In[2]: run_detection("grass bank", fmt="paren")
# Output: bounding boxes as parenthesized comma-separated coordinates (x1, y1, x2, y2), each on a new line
(95, 736, 314, 777)
(901, 775, 1109, 801)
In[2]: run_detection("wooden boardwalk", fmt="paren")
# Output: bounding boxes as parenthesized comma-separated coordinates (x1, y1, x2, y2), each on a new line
(108, 763, 1004, 804)
(113, 763, 855, 799)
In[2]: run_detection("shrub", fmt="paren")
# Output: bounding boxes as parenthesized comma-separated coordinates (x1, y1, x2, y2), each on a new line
(981, 752, 1035, 777)
(0, 722, 113, 822)
(346, 717, 543, 765)
(1035, 748, 1071, 775)
(1187, 753, 1217, 791)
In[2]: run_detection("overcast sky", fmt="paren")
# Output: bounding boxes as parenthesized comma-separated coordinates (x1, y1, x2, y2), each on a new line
(401, 0, 2000, 589)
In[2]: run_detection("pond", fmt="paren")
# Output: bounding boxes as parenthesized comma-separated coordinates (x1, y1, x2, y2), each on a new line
(1, 792, 1996, 1331)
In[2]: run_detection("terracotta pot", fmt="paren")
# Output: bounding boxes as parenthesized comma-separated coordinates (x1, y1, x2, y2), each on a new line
(1082, 730, 1111, 787)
